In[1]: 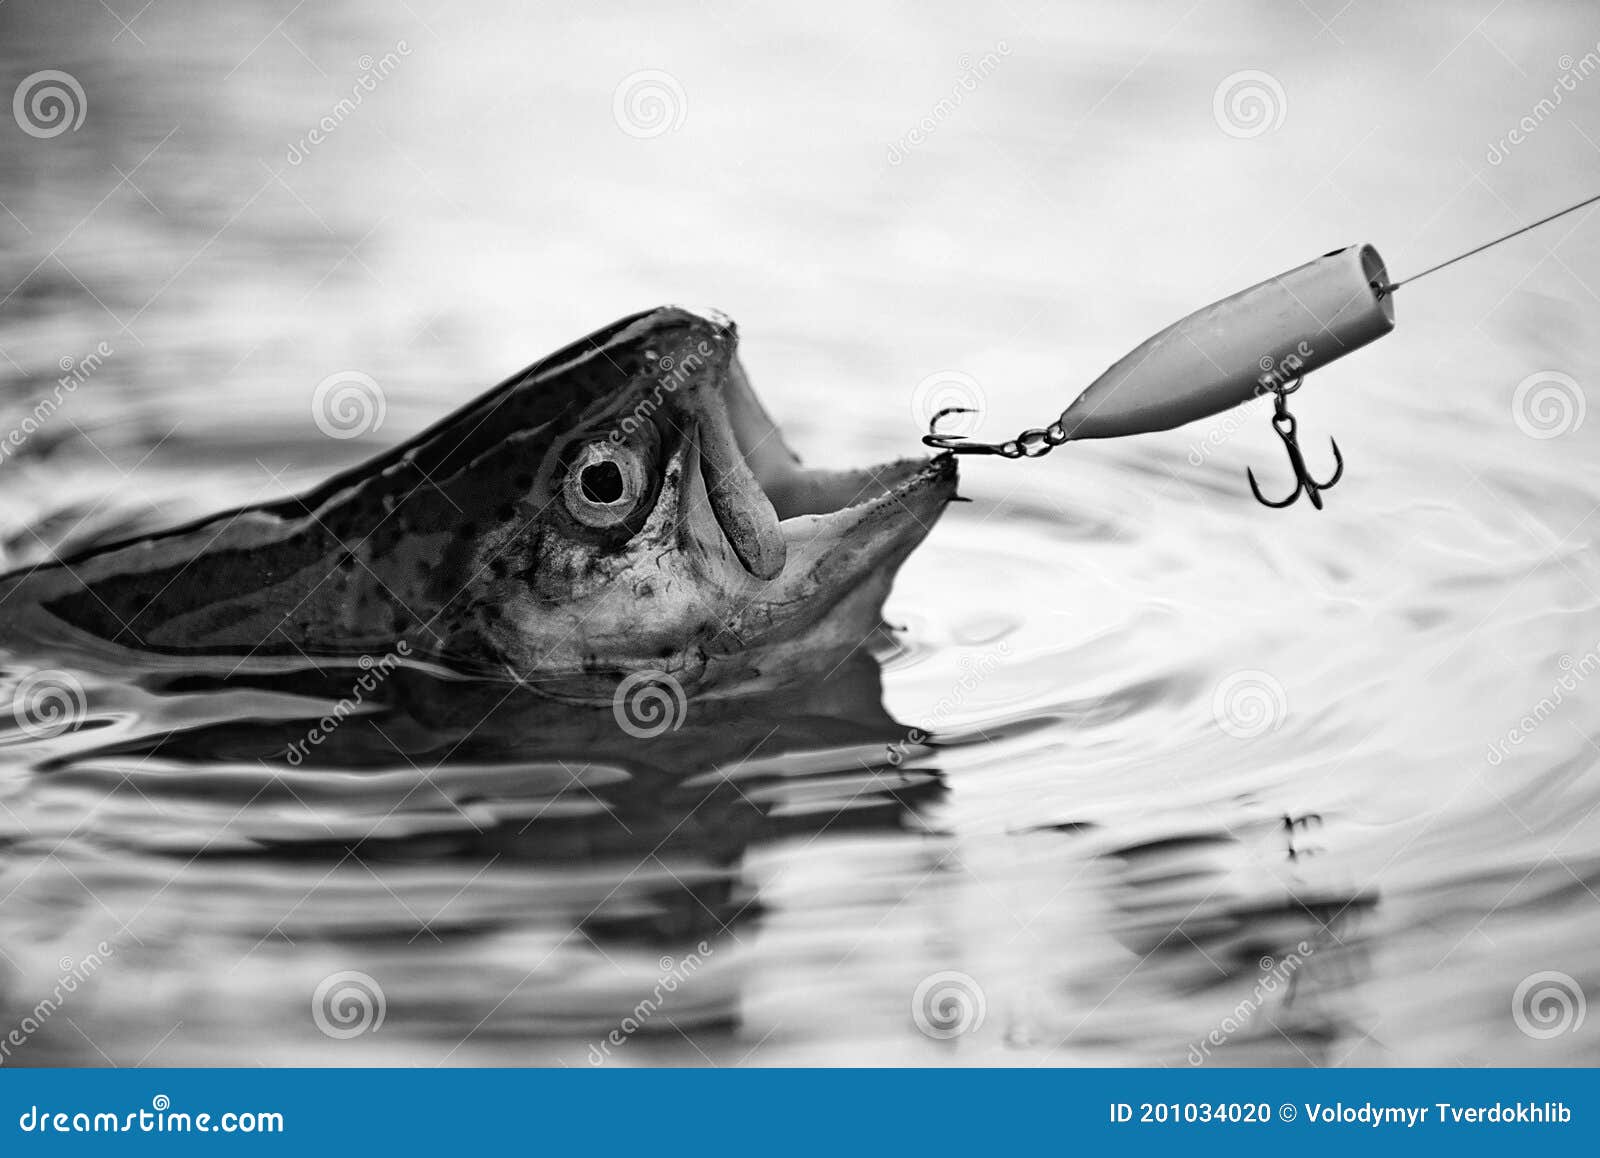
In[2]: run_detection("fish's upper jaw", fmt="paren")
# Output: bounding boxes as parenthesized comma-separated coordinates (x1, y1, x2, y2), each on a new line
(614, 305, 738, 366)
(671, 304, 737, 335)
(707, 348, 958, 559)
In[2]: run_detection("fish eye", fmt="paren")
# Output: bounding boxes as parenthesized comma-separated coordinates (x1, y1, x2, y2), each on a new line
(562, 441, 648, 528)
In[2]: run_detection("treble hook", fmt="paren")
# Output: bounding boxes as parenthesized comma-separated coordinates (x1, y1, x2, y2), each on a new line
(923, 407, 1067, 458)
(923, 407, 1006, 454)
(1246, 381, 1343, 510)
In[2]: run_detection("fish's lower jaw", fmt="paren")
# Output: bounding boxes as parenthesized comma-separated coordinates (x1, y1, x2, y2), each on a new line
(691, 570, 905, 699)
(693, 454, 956, 694)
(773, 452, 957, 581)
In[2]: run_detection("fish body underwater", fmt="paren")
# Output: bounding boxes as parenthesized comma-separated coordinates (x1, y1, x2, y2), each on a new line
(0, 307, 956, 702)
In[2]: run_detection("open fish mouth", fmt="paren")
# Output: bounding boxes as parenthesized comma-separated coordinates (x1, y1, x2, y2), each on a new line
(681, 329, 959, 650)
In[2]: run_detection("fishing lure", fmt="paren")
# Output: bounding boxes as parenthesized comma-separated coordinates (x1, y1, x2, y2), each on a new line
(926, 192, 1600, 510)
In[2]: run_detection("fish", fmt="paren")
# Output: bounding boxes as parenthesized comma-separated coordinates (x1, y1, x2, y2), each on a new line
(0, 307, 957, 700)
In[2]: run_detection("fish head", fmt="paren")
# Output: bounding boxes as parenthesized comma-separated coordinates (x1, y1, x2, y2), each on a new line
(0, 308, 955, 697)
(444, 306, 957, 695)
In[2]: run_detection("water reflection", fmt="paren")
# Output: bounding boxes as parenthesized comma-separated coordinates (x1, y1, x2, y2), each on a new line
(1100, 824, 1378, 1066)
(4, 0, 1600, 1067)
(0, 638, 948, 1062)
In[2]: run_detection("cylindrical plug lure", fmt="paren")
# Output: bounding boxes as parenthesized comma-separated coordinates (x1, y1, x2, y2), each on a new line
(926, 191, 1600, 510)
(1059, 243, 1393, 442)
(926, 244, 1394, 509)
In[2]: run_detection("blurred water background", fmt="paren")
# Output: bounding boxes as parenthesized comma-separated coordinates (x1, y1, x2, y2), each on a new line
(1, 0, 1599, 1064)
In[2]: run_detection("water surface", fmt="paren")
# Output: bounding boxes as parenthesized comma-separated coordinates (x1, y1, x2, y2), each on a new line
(1, 0, 1599, 1065)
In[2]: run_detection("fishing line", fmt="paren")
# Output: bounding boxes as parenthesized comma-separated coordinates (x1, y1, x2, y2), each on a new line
(1377, 189, 1600, 295)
